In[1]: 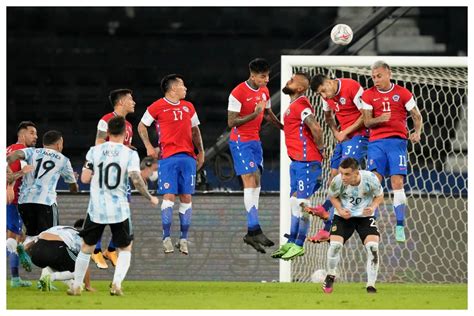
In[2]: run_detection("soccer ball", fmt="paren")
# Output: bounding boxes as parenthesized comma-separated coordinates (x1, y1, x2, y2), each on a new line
(331, 24, 353, 46)
(310, 269, 327, 283)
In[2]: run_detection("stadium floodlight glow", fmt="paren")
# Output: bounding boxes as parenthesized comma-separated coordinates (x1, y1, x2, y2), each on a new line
(280, 55, 467, 283)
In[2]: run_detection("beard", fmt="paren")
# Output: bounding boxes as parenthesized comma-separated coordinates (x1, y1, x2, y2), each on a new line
(282, 86, 294, 95)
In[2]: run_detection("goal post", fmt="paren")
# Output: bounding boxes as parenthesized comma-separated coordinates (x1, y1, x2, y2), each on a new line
(279, 56, 468, 283)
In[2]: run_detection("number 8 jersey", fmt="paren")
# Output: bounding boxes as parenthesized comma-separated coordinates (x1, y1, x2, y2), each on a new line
(85, 142, 140, 224)
(18, 148, 76, 206)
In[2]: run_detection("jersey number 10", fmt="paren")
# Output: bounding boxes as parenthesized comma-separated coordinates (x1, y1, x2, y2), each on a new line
(97, 162, 122, 189)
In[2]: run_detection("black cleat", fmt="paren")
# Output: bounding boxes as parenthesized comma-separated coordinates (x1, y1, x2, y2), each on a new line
(243, 234, 266, 253)
(366, 286, 377, 294)
(253, 232, 275, 247)
(322, 275, 336, 293)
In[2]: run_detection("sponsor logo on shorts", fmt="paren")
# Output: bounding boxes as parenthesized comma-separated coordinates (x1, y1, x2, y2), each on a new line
(164, 183, 170, 189)
(249, 161, 255, 168)
(392, 94, 400, 102)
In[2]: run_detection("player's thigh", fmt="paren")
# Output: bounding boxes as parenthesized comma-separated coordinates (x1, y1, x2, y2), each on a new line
(250, 141, 264, 172)
(110, 217, 134, 248)
(158, 156, 179, 194)
(341, 136, 368, 163)
(386, 138, 408, 177)
(229, 141, 261, 176)
(79, 214, 106, 247)
(367, 140, 388, 176)
(17, 203, 37, 236)
(177, 155, 197, 195)
(36, 203, 59, 234)
(331, 215, 356, 243)
(355, 216, 380, 244)
(294, 161, 322, 199)
(330, 143, 343, 169)
(28, 239, 62, 268)
(6, 204, 23, 235)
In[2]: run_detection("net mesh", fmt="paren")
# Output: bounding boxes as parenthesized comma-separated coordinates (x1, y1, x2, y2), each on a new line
(288, 63, 467, 283)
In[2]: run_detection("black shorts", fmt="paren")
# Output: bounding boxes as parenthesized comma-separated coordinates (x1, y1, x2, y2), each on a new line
(18, 203, 59, 236)
(28, 239, 76, 272)
(331, 215, 380, 243)
(80, 214, 133, 248)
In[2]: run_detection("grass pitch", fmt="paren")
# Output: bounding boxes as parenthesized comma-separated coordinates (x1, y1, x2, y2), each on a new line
(7, 281, 467, 309)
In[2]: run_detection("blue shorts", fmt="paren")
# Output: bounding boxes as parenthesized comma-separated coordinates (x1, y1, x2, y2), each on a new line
(367, 138, 408, 177)
(158, 153, 196, 195)
(7, 203, 23, 235)
(330, 135, 368, 169)
(290, 161, 322, 199)
(229, 140, 263, 176)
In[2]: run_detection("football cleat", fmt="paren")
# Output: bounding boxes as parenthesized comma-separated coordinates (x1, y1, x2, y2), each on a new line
(304, 205, 330, 220)
(110, 283, 124, 296)
(243, 234, 266, 253)
(322, 275, 336, 294)
(271, 242, 295, 259)
(395, 226, 406, 242)
(175, 239, 189, 255)
(163, 237, 174, 254)
(91, 251, 108, 269)
(307, 229, 330, 243)
(253, 232, 275, 247)
(366, 286, 377, 293)
(16, 244, 32, 272)
(281, 244, 305, 260)
(103, 249, 118, 267)
(10, 277, 32, 288)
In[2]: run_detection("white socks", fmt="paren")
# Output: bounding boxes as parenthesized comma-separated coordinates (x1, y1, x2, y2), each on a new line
(290, 196, 300, 217)
(73, 251, 91, 289)
(253, 187, 261, 210)
(6, 238, 17, 253)
(112, 251, 131, 289)
(327, 241, 343, 276)
(365, 241, 379, 287)
(243, 188, 256, 212)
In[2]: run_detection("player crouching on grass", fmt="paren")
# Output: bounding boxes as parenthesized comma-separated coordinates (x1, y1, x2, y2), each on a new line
(322, 157, 383, 294)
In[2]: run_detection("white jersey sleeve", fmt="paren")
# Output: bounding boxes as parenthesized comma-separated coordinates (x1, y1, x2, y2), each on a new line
(353, 87, 364, 110)
(361, 99, 373, 110)
(128, 151, 141, 173)
(322, 99, 331, 112)
(191, 112, 200, 127)
(405, 97, 417, 111)
(300, 108, 312, 122)
(228, 94, 242, 112)
(60, 159, 76, 184)
(97, 119, 108, 132)
(140, 110, 155, 127)
(265, 97, 272, 109)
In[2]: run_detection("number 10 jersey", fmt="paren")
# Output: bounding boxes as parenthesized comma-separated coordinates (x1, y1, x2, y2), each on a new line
(85, 142, 140, 224)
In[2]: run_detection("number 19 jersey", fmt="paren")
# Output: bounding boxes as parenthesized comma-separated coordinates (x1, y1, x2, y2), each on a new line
(18, 148, 76, 206)
(85, 142, 140, 224)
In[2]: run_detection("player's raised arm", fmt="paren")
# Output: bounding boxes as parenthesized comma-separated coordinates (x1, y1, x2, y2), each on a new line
(409, 106, 423, 143)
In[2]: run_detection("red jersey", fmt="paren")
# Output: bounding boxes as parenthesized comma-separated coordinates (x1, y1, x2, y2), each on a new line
(6, 143, 26, 205)
(322, 78, 367, 139)
(97, 112, 133, 146)
(283, 96, 323, 162)
(228, 81, 271, 142)
(141, 98, 200, 159)
(361, 83, 416, 141)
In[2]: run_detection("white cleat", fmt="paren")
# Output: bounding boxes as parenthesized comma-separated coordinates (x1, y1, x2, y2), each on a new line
(163, 237, 174, 254)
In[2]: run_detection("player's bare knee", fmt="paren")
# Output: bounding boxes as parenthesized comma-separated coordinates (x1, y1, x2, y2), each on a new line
(179, 194, 192, 204)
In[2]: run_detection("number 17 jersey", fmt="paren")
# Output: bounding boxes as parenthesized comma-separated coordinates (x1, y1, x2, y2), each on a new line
(85, 142, 140, 224)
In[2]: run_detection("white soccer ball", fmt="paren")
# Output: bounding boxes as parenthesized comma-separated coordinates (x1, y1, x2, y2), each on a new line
(310, 269, 327, 283)
(331, 24, 353, 46)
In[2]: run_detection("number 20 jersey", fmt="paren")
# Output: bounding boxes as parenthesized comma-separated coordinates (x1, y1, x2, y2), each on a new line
(85, 142, 140, 224)
(18, 148, 76, 206)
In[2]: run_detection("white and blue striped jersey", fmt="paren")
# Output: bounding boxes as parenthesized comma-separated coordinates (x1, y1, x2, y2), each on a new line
(18, 148, 76, 206)
(328, 170, 383, 217)
(40, 225, 81, 254)
(85, 142, 140, 224)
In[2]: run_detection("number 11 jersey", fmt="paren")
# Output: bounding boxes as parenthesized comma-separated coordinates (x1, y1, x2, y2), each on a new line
(85, 142, 140, 224)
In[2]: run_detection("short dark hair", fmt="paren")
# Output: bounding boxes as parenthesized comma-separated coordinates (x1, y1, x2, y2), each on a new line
(339, 157, 360, 170)
(295, 72, 311, 84)
(42, 130, 62, 146)
(160, 74, 184, 94)
(310, 74, 328, 92)
(17, 121, 36, 133)
(109, 89, 132, 108)
(140, 156, 156, 170)
(108, 116, 126, 136)
(249, 58, 270, 74)
(73, 218, 84, 229)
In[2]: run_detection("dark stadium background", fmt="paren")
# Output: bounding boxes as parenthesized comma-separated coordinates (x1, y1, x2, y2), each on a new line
(6, 7, 467, 191)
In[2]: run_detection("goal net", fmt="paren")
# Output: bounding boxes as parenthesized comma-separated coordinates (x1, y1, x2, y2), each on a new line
(279, 56, 467, 284)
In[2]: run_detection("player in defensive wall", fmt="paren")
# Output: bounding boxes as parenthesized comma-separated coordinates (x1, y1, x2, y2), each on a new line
(305, 74, 368, 243)
(271, 72, 324, 261)
(361, 60, 423, 242)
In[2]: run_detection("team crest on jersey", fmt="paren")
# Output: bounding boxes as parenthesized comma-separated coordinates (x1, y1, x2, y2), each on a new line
(369, 159, 374, 165)
(392, 94, 400, 102)
(164, 182, 170, 189)
(182, 106, 189, 113)
(286, 109, 291, 116)
(262, 94, 267, 101)
(339, 97, 346, 105)
(249, 161, 255, 168)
